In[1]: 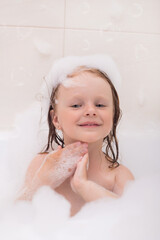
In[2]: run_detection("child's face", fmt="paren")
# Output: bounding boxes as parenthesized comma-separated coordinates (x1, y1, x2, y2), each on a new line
(52, 71, 114, 145)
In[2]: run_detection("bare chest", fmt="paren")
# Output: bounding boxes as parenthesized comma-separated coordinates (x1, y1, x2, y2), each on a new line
(88, 166, 116, 191)
(55, 180, 85, 216)
(54, 169, 116, 216)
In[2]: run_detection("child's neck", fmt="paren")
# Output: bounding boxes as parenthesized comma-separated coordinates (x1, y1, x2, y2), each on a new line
(87, 141, 104, 171)
(64, 139, 105, 171)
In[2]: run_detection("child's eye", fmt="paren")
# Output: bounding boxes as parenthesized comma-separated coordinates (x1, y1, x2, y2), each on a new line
(71, 104, 82, 108)
(96, 104, 106, 107)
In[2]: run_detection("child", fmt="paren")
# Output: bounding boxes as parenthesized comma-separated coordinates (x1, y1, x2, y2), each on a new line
(18, 54, 134, 216)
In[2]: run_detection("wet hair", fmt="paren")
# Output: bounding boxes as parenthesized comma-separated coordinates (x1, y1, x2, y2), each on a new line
(43, 67, 122, 169)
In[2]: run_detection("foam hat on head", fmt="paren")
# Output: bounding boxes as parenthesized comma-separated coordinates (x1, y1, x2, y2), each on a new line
(40, 54, 122, 114)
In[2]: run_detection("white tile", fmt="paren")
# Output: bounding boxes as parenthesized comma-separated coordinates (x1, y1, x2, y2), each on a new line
(0, 26, 64, 129)
(66, 0, 160, 34)
(0, 0, 65, 27)
(64, 29, 160, 129)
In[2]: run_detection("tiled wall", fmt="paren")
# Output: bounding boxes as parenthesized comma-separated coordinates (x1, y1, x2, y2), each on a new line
(0, 0, 160, 131)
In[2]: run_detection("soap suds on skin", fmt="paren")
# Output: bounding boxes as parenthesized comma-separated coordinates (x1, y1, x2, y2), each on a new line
(19, 142, 88, 200)
(62, 78, 86, 88)
(55, 99, 58, 104)
(0, 103, 159, 239)
(39, 54, 122, 117)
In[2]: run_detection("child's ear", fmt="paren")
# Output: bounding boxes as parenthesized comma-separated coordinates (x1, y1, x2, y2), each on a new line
(50, 110, 60, 129)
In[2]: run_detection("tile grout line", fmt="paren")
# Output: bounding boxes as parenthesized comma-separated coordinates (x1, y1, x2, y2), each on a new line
(63, 0, 66, 57)
(0, 25, 159, 36)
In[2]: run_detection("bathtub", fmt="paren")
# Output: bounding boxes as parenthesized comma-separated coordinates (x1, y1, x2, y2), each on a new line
(0, 104, 160, 240)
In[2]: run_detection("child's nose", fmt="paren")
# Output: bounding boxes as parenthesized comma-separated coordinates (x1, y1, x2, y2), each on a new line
(84, 104, 97, 116)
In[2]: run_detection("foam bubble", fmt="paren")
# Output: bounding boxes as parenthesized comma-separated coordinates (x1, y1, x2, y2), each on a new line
(62, 78, 86, 88)
(0, 103, 160, 240)
(39, 54, 122, 117)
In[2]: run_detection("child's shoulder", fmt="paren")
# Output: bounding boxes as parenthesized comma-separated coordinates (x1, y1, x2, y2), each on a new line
(34, 152, 48, 160)
(113, 164, 134, 195)
(115, 164, 134, 179)
(27, 152, 48, 170)
(38, 152, 49, 157)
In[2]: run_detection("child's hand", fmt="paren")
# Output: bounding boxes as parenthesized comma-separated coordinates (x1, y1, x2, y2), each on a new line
(70, 153, 119, 202)
(24, 142, 88, 190)
(70, 153, 89, 195)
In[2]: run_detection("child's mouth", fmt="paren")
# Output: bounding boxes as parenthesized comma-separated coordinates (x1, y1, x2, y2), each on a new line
(78, 122, 101, 127)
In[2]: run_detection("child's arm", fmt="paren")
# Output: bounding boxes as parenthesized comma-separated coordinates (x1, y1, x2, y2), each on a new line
(17, 142, 88, 201)
(72, 180, 118, 202)
(70, 153, 134, 202)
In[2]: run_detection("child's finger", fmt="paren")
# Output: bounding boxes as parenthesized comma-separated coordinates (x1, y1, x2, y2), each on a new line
(75, 153, 89, 179)
(78, 153, 88, 165)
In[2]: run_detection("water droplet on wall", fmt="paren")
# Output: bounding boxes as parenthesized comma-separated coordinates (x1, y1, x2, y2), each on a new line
(16, 27, 33, 41)
(33, 38, 53, 56)
(82, 39, 90, 51)
(137, 89, 145, 106)
(81, 1, 90, 15)
(135, 44, 148, 61)
(35, 93, 44, 102)
(130, 3, 143, 18)
(10, 67, 32, 87)
(109, 2, 124, 21)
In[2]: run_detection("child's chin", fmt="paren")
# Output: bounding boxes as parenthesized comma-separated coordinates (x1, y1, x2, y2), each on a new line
(77, 136, 100, 144)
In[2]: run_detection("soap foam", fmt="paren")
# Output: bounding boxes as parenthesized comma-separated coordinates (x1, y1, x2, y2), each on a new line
(62, 78, 86, 88)
(39, 54, 122, 117)
(0, 103, 160, 240)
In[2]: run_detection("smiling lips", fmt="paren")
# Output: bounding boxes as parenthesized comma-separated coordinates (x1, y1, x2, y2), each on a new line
(78, 122, 101, 127)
